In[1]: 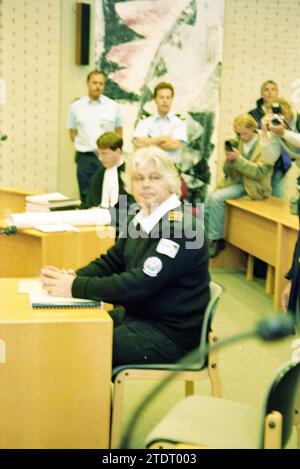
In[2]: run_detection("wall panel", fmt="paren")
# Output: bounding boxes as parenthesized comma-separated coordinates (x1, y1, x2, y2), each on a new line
(0, 0, 60, 191)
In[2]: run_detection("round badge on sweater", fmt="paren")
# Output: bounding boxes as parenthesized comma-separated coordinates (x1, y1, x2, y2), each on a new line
(143, 256, 163, 277)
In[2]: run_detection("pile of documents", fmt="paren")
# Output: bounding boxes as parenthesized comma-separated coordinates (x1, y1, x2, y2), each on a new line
(25, 192, 81, 212)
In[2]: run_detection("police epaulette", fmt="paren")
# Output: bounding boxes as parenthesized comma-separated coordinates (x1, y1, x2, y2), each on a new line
(176, 113, 186, 120)
(72, 97, 80, 103)
(168, 210, 183, 222)
(140, 109, 151, 120)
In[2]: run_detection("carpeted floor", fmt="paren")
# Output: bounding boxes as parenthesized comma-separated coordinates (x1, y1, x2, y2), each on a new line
(118, 268, 298, 449)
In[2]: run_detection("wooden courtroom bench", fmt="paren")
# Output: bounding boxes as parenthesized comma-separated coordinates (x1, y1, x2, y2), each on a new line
(222, 197, 298, 311)
(0, 278, 112, 448)
(0, 186, 116, 278)
(0, 187, 40, 220)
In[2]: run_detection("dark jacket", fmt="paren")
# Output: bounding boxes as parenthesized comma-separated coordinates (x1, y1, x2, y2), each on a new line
(73, 206, 210, 352)
(286, 198, 300, 324)
(81, 163, 135, 234)
(81, 163, 129, 209)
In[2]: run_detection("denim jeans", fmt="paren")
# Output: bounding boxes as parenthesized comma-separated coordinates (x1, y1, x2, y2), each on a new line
(205, 183, 246, 240)
(271, 168, 286, 198)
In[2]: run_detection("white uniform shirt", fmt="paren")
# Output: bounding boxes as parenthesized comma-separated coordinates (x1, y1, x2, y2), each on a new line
(134, 112, 187, 163)
(67, 95, 122, 152)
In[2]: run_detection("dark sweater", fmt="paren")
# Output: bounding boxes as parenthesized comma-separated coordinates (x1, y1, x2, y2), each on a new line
(73, 206, 210, 352)
(286, 198, 300, 321)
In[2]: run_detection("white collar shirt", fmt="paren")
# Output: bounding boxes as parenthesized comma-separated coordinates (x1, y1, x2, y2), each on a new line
(242, 134, 258, 158)
(133, 112, 187, 163)
(133, 193, 181, 234)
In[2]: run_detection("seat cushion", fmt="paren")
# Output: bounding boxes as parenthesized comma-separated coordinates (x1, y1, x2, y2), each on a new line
(146, 395, 263, 449)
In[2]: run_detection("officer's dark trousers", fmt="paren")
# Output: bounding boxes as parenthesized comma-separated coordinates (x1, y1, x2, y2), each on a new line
(109, 309, 183, 368)
(76, 151, 101, 203)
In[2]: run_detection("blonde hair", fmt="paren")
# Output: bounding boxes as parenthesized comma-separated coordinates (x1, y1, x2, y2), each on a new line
(260, 80, 278, 94)
(265, 97, 294, 123)
(234, 113, 258, 130)
(123, 146, 181, 197)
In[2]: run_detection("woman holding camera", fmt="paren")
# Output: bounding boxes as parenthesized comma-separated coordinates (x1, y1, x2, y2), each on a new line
(205, 113, 276, 258)
(249, 81, 293, 197)
(260, 97, 300, 165)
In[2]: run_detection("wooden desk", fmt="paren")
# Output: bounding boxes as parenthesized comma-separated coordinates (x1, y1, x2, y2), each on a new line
(0, 278, 113, 448)
(225, 197, 298, 311)
(0, 225, 115, 277)
(0, 187, 39, 220)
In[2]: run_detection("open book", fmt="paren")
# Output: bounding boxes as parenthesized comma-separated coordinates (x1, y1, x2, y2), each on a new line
(19, 279, 101, 309)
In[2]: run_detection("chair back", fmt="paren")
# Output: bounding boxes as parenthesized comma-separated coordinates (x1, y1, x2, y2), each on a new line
(198, 281, 223, 369)
(262, 358, 300, 447)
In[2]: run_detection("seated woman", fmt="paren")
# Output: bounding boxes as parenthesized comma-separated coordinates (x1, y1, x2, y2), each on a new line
(205, 113, 277, 258)
(40, 146, 210, 367)
(81, 132, 134, 233)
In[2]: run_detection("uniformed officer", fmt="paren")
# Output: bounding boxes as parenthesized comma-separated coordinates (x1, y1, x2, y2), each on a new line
(67, 70, 123, 203)
(41, 146, 210, 367)
(133, 82, 187, 164)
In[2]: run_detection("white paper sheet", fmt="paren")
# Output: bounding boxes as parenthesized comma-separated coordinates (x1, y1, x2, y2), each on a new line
(9, 208, 111, 229)
(34, 224, 79, 233)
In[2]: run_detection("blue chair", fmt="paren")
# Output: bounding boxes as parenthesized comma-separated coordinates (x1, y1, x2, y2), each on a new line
(110, 281, 223, 448)
(146, 358, 300, 449)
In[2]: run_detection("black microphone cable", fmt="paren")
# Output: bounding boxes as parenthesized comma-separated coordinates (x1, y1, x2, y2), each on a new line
(120, 314, 295, 449)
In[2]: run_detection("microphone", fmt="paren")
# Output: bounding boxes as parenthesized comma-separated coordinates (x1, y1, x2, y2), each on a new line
(0, 225, 17, 235)
(120, 314, 295, 449)
(255, 314, 295, 340)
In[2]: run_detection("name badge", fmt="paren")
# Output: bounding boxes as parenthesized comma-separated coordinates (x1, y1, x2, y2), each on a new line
(143, 257, 163, 277)
(156, 239, 180, 258)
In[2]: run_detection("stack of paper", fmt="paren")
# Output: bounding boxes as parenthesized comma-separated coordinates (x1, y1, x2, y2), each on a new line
(9, 207, 111, 229)
(25, 192, 81, 212)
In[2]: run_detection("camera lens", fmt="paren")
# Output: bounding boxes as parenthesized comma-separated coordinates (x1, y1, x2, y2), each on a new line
(271, 117, 281, 126)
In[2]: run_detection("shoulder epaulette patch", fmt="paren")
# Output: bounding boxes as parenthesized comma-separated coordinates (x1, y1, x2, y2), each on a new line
(72, 97, 80, 103)
(168, 210, 183, 222)
(140, 109, 151, 120)
(176, 114, 186, 120)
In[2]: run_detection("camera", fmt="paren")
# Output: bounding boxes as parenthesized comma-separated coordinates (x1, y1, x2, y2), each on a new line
(271, 116, 283, 126)
(272, 103, 281, 115)
(224, 139, 238, 152)
(270, 103, 283, 126)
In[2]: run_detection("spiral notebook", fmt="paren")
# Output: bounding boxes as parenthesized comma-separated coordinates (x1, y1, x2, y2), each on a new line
(29, 291, 101, 309)
(19, 279, 101, 309)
